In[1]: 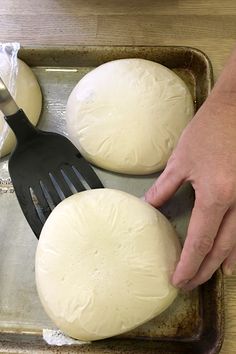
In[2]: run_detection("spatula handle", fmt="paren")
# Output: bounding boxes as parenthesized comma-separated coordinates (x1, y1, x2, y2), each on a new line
(5, 109, 39, 143)
(0, 77, 39, 143)
(0, 77, 19, 116)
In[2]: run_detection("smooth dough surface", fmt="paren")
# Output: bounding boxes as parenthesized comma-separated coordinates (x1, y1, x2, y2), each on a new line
(66, 59, 194, 174)
(35, 189, 181, 341)
(0, 54, 42, 157)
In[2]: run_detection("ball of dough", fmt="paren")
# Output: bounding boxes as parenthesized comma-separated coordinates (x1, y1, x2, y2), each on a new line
(0, 54, 42, 157)
(35, 189, 181, 341)
(66, 59, 194, 175)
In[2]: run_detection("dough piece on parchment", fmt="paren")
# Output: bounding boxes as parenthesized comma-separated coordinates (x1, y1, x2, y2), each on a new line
(66, 59, 194, 174)
(35, 188, 181, 341)
(0, 53, 42, 157)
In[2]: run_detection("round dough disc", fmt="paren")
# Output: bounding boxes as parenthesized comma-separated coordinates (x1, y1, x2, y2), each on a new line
(66, 59, 194, 175)
(35, 189, 181, 341)
(0, 55, 42, 157)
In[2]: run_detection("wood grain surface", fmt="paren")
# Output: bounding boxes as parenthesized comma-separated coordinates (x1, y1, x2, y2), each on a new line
(0, 1, 236, 353)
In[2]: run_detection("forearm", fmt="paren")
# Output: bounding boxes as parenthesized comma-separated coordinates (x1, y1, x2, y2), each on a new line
(211, 46, 236, 104)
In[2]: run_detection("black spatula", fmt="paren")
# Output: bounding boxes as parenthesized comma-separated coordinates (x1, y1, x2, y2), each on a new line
(0, 77, 103, 238)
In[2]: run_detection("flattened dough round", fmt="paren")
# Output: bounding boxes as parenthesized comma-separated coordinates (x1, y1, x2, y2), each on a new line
(35, 189, 181, 341)
(0, 54, 42, 157)
(66, 59, 194, 174)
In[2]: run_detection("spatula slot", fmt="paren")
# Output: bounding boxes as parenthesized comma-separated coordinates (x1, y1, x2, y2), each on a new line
(72, 165, 91, 190)
(29, 187, 47, 224)
(49, 173, 66, 201)
(60, 169, 78, 194)
(41, 177, 62, 208)
(40, 181, 56, 210)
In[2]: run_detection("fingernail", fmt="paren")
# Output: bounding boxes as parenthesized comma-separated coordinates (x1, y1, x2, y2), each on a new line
(223, 266, 233, 276)
(172, 279, 189, 289)
(144, 193, 150, 202)
(182, 283, 195, 292)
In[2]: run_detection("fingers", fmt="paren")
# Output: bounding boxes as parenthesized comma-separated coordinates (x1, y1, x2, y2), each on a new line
(222, 246, 236, 276)
(172, 196, 228, 288)
(182, 207, 236, 290)
(145, 159, 185, 207)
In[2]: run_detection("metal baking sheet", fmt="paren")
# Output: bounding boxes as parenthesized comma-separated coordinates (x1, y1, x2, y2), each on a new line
(0, 46, 223, 353)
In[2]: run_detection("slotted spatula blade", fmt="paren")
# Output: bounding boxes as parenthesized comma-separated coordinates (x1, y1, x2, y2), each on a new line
(0, 77, 103, 238)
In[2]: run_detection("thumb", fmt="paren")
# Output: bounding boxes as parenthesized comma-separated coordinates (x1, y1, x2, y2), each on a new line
(145, 162, 185, 207)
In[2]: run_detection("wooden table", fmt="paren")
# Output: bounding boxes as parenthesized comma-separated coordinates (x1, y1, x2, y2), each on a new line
(0, 1, 236, 353)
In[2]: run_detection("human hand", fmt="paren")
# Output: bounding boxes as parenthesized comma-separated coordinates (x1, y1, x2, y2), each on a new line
(145, 92, 236, 291)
